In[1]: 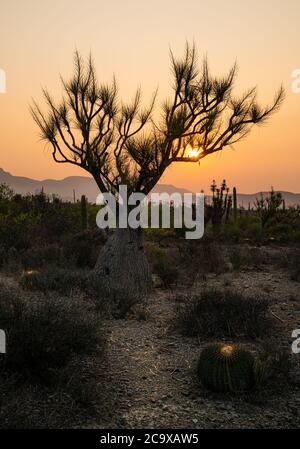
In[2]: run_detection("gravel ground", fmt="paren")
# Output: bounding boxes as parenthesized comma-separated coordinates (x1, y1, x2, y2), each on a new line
(94, 264, 300, 429)
(1, 251, 299, 429)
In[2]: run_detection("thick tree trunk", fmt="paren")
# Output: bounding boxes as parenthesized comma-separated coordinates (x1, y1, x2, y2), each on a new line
(94, 227, 152, 298)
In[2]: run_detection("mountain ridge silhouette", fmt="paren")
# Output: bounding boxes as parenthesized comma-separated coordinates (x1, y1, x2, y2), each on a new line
(0, 167, 299, 206)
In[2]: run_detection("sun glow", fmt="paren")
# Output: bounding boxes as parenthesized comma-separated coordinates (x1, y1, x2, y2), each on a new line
(187, 147, 202, 158)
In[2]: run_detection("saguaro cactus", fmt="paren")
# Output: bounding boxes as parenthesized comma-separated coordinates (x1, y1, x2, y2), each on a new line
(233, 187, 238, 222)
(80, 195, 88, 230)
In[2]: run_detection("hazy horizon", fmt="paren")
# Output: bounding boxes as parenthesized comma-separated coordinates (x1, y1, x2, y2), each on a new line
(2, 165, 300, 196)
(1, 0, 299, 193)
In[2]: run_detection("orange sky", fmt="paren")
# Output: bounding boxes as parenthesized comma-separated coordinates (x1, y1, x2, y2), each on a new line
(0, 0, 300, 193)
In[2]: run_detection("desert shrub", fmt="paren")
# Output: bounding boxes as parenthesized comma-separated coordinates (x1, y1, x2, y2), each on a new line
(228, 247, 244, 270)
(177, 239, 231, 282)
(243, 222, 263, 241)
(19, 268, 140, 319)
(176, 288, 272, 339)
(149, 246, 179, 288)
(0, 213, 37, 251)
(19, 267, 88, 294)
(0, 285, 104, 382)
(254, 189, 283, 228)
(265, 222, 293, 242)
(229, 245, 268, 271)
(287, 251, 300, 282)
(82, 271, 141, 318)
(256, 339, 296, 389)
(5, 246, 21, 272)
(221, 223, 241, 242)
(153, 248, 178, 288)
(105, 291, 142, 319)
(201, 240, 229, 274)
(292, 229, 300, 243)
(63, 228, 107, 268)
(0, 379, 84, 429)
(197, 343, 255, 392)
(214, 216, 263, 243)
(236, 215, 261, 230)
(264, 350, 293, 386)
(0, 246, 6, 267)
(58, 354, 114, 411)
(21, 244, 65, 270)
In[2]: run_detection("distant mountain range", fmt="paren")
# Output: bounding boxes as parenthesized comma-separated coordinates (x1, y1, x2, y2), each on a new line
(0, 167, 300, 207)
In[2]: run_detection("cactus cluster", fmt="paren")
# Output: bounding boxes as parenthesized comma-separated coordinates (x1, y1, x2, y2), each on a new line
(197, 343, 255, 392)
(208, 180, 232, 228)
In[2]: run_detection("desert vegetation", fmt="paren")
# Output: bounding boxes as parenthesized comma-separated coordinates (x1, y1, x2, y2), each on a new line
(0, 180, 299, 428)
(0, 42, 299, 430)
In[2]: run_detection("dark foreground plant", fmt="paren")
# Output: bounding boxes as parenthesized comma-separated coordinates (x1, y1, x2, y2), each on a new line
(197, 343, 255, 392)
(176, 288, 272, 339)
(0, 284, 104, 382)
(19, 268, 143, 318)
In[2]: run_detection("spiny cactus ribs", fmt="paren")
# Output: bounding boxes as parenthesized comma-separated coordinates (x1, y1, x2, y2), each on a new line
(197, 343, 255, 392)
(20, 270, 40, 289)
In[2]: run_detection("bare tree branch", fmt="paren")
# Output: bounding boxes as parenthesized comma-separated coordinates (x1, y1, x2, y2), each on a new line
(31, 44, 284, 198)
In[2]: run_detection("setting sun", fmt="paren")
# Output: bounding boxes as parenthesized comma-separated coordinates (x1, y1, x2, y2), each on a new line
(1, 0, 300, 433)
(187, 147, 202, 158)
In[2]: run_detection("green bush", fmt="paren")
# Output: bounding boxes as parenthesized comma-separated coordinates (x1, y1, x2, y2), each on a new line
(236, 215, 261, 231)
(197, 343, 255, 392)
(176, 288, 272, 339)
(153, 248, 179, 288)
(221, 223, 241, 242)
(19, 267, 88, 294)
(244, 222, 263, 241)
(21, 245, 65, 270)
(63, 229, 107, 268)
(85, 271, 142, 318)
(190, 240, 229, 274)
(229, 246, 267, 271)
(0, 285, 104, 382)
(222, 216, 262, 242)
(266, 222, 293, 242)
(19, 268, 140, 319)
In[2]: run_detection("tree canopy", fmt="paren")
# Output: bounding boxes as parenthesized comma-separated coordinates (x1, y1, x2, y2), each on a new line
(31, 43, 284, 197)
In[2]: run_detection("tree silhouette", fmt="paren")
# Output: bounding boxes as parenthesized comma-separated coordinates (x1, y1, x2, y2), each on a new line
(31, 43, 284, 296)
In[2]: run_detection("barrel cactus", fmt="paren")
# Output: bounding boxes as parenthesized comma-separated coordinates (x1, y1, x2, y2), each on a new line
(197, 343, 255, 392)
(20, 270, 41, 290)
